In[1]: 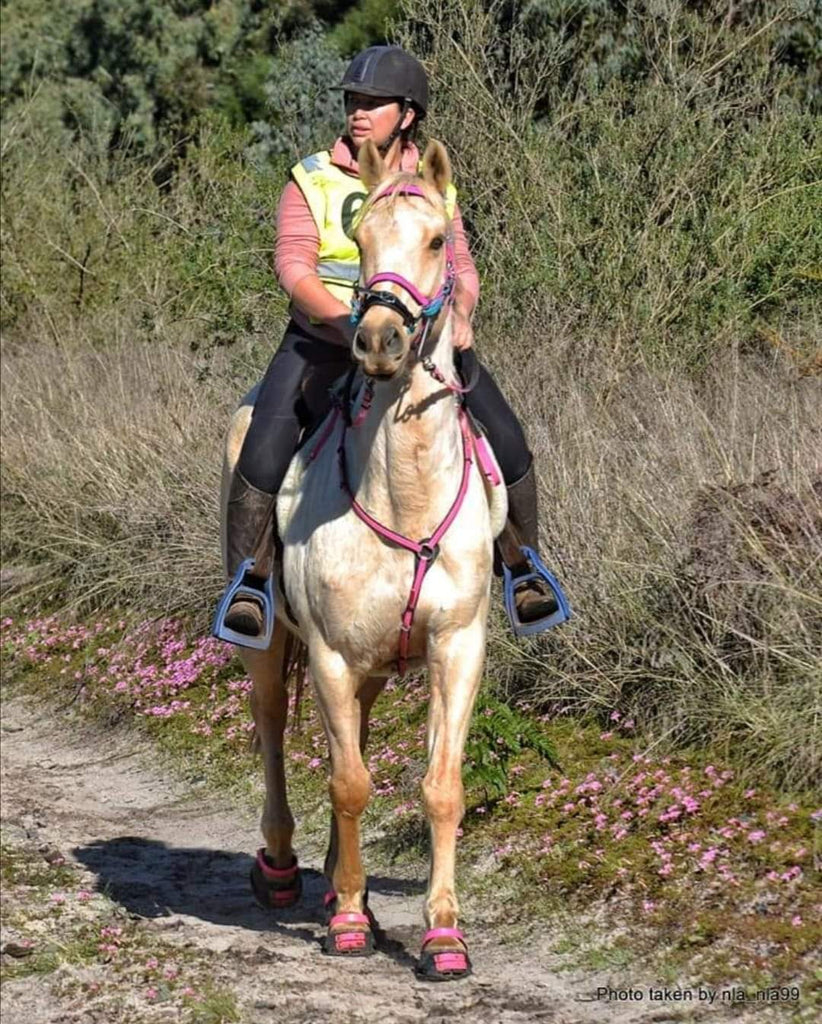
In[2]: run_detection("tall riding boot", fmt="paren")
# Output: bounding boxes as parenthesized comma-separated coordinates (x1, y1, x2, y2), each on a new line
(496, 460, 560, 624)
(223, 470, 277, 639)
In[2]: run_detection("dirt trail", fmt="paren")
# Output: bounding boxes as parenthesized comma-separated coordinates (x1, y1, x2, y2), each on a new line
(1, 695, 760, 1024)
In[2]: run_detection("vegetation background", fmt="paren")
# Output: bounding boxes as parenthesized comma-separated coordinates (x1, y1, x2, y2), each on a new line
(1, 0, 820, 792)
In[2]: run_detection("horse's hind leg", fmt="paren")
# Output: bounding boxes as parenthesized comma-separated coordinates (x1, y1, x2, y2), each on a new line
(242, 620, 301, 908)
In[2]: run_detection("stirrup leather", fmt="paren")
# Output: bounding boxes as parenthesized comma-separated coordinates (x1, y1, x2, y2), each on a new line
(211, 557, 275, 650)
(502, 545, 571, 636)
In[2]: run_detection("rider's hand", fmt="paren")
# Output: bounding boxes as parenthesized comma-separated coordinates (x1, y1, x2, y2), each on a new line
(328, 313, 358, 348)
(451, 308, 474, 351)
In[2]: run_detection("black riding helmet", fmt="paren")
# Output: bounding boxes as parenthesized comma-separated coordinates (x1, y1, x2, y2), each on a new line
(331, 46, 428, 155)
(331, 46, 428, 117)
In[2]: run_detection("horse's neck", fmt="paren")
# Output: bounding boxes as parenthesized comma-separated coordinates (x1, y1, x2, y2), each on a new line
(350, 324, 464, 534)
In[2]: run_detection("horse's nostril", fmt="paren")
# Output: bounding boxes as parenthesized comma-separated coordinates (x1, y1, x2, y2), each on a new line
(383, 327, 403, 356)
(353, 332, 367, 357)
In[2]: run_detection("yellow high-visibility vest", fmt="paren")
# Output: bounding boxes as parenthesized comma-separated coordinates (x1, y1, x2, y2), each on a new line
(290, 150, 457, 321)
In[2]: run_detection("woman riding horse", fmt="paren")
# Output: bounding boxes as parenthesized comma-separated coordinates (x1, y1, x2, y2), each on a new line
(215, 45, 562, 644)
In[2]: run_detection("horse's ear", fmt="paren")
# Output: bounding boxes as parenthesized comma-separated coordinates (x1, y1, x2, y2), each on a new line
(421, 140, 451, 195)
(359, 139, 387, 190)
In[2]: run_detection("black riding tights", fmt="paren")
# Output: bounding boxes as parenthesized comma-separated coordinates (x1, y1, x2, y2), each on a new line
(238, 322, 532, 494)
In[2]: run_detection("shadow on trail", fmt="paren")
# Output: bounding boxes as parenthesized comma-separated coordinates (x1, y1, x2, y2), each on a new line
(73, 837, 423, 971)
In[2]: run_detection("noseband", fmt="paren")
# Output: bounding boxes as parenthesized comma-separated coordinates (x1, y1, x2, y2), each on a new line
(349, 184, 456, 345)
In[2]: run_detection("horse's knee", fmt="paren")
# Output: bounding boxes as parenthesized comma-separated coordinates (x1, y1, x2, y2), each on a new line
(329, 764, 371, 819)
(422, 774, 463, 825)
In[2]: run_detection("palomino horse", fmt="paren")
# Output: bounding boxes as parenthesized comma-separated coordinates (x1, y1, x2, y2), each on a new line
(220, 139, 506, 980)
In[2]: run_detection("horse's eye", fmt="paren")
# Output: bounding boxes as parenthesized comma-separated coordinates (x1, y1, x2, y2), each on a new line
(430, 236, 445, 251)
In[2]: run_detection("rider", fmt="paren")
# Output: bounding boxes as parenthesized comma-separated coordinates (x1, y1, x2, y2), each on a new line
(215, 45, 564, 645)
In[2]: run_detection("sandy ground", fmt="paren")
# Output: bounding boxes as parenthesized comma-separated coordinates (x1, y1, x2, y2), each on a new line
(1, 694, 795, 1024)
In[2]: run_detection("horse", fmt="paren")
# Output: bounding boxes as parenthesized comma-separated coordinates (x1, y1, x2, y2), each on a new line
(220, 138, 507, 980)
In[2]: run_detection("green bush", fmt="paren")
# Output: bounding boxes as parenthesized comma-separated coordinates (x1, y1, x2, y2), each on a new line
(402, 0, 820, 369)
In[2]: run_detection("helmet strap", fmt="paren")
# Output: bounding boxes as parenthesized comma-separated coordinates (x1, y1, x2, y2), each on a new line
(377, 100, 410, 157)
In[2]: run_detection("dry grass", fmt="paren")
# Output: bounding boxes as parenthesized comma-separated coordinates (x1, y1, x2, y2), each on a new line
(2, 320, 820, 788)
(1, 335, 254, 623)
(484, 330, 821, 790)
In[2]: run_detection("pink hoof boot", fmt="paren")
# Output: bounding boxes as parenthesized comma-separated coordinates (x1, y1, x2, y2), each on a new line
(323, 912, 375, 957)
(415, 927, 472, 981)
(323, 889, 377, 929)
(250, 849, 302, 909)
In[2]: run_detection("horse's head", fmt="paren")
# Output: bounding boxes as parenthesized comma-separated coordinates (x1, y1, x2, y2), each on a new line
(351, 139, 453, 379)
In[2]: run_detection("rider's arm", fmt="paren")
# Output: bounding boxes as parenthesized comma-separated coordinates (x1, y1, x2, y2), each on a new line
(451, 204, 479, 319)
(290, 276, 354, 346)
(275, 182, 353, 346)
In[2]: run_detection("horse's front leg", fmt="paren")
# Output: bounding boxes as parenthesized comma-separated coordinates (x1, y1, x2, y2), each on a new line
(419, 615, 487, 980)
(311, 645, 375, 956)
(323, 675, 386, 889)
(242, 621, 302, 909)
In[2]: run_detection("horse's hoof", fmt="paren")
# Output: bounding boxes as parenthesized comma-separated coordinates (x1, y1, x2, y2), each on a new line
(322, 912, 376, 956)
(323, 888, 376, 928)
(250, 849, 302, 909)
(415, 927, 472, 982)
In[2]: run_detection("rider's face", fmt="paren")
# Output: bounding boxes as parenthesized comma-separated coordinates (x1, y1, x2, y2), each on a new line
(344, 92, 414, 150)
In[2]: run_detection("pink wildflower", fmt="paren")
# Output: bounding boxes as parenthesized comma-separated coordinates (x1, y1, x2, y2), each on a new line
(699, 848, 718, 868)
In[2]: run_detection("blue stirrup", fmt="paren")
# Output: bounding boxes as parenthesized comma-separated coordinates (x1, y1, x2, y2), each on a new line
(211, 558, 275, 650)
(502, 546, 571, 636)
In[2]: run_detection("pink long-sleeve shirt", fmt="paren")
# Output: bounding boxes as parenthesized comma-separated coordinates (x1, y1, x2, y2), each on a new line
(275, 137, 480, 345)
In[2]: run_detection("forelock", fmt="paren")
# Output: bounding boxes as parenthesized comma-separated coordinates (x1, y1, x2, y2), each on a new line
(356, 172, 446, 232)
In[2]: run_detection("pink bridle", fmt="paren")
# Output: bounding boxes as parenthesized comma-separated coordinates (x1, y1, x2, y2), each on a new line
(349, 183, 456, 349)
(307, 180, 497, 674)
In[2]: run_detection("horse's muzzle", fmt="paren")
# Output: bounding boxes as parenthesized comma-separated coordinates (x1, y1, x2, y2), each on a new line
(352, 322, 408, 378)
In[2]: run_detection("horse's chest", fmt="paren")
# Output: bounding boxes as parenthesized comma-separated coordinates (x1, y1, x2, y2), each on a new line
(292, 522, 482, 657)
